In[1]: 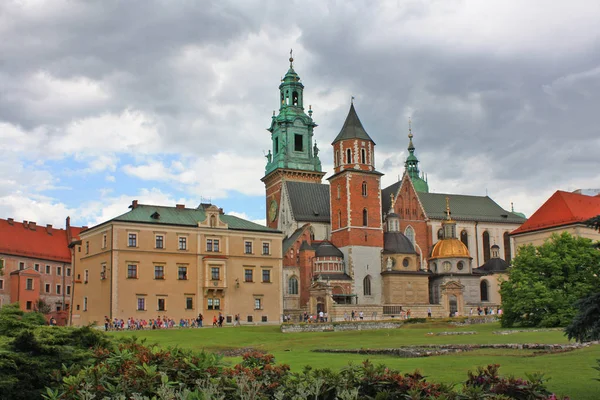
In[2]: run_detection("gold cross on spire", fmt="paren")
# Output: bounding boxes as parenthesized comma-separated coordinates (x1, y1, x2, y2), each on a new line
(445, 196, 451, 220)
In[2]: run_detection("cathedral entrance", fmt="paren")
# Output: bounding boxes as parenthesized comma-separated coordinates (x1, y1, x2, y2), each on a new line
(449, 295, 458, 317)
(316, 297, 326, 314)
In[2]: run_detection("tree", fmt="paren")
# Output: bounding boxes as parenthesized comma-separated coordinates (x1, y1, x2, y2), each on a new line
(33, 299, 52, 315)
(586, 214, 600, 232)
(500, 232, 600, 327)
(565, 292, 600, 342)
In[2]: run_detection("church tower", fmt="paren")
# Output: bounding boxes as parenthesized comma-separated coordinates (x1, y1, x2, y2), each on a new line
(405, 119, 429, 193)
(261, 53, 325, 229)
(328, 103, 384, 304)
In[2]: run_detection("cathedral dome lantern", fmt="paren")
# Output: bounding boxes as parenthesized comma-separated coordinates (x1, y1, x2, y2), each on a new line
(430, 197, 470, 260)
(404, 119, 429, 193)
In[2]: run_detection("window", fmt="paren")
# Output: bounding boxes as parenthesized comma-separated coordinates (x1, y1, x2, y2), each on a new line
(157, 298, 166, 311)
(56, 284, 61, 295)
(178, 237, 187, 250)
(85, 241, 89, 254)
(503, 232, 512, 263)
(294, 134, 303, 151)
(245, 241, 253, 254)
(262, 242, 270, 255)
(262, 269, 271, 283)
(362, 181, 367, 197)
(403, 258, 410, 268)
(338, 210, 342, 229)
(26, 301, 32, 310)
(66, 268, 71, 277)
(32, 263, 38, 271)
(480, 280, 489, 302)
(346, 148, 352, 164)
(437, 228, 443, 240)
(483, 231, 491, 262)
(154, 266, 165, 279)
(337, 184, 341, 200)
(66, 285, 71, 295)
(405, 226, 415, 244)
(457, 261, 464, 271)
(362, 208, 368, 226)
(128, 233, 137, 247)
(0, 280, 3, 290)
(178, 266, 188, 280)
(156, 235, 164, 249)
(206, 239, 213, 252)
(361, 148, 366, 164)
(83, 297, 88, 311)
(274, 137, 279, 154)
(137, 297, 145, 311)
(245, 269, 253, 282)
(57, 266, 62, 276)
(45, 283, 50, 293)
(335, 150, 340, 166)
(460, 230, 469, 249)
(84, 269, 89, 283)
(19, 262, 25, 270)
(363, 275, 371, 296)
(208, 298, 220, 310)
(45, 265, 50, 274)
(211, 267, 220, 280)
(288, 276, 298, 295)
(127, 265, 138, 279)
(26, 278, 33, 290)
(214, 239, 220, 252)
(255, 298, 262, 310)
(102, 234, 107, 248)
(186, 297, 193, 310)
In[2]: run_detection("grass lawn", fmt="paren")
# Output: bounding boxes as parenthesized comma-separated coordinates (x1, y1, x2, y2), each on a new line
(112, 322, 600, 399)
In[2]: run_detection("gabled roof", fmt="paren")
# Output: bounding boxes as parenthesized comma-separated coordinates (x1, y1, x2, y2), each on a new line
(418, 193, 526, 224)
(103, 204, 278, 233)
(286, 181, 330, 223)
(382, 180, 402, 213)
(332, 103, 375, 144)
(511, 190, 600, 235)
(0, 219, 79, 263)
(283, 224, 309, 253)
(476, 257, 510, 273)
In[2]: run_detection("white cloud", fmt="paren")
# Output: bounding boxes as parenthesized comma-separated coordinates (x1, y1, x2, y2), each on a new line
(228, 211, 266, 227)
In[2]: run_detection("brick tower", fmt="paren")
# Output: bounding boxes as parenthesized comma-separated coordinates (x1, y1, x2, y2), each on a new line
(261, 52, 325, 229)
(328, 102, 384, 304)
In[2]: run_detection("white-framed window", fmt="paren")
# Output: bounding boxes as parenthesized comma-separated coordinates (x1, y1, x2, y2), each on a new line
(57, 266, 62, 276)
(178, 236, 187, 250)
(157, 298, 166, 311)
(244, 241, 253, 254)
(128, 233, 137, 247)
(155, 235, 164, 249)
(137, 297, 146, 311)
(45, 283, 50, 293)
(363, 275, 371, 296)
(66, 285, 71, 295)
(85, 241, 89, 254)
(83, 297, 88, 311)
(362, 181, 367, 197)
(56, 284, 61, 295)
(254, 298, 262, 310)
(66, 267, 71, 276)
(45, 265, 50, 274)
(186, 297, 193, 310)
(102, 234, 107, 249)
(84, 269, 89, 283)
(178, 266, 188, 280)
(288, 276, 298, 295)
(26, 278, 34, 290)
(154, 266, 165, 279)
(262, 242, 270, 255)
(127, 264, 137, 279)
(262, 269, 271, 283)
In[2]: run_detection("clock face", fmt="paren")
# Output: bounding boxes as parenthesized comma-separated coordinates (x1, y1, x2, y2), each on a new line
(268, 200, 278, 222)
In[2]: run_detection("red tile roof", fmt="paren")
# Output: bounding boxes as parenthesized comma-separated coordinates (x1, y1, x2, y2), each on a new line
(0, 218, 81, 263)
(511, 191, 600, 235)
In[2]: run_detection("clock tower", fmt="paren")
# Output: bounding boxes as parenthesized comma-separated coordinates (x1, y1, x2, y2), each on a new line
(262, 53, 325, 229)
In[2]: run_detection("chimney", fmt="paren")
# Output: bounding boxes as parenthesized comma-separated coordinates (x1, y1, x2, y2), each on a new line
(7, 218, 13, 225)
(176, 204, 185, 209)
(130, 200, 138, 209)
(46, 224, 53, 235)
(29, 221, 37, 230)
(219, 208, 224, 214)
(66, 216, 71, 229)
(23, 220, 28, 228)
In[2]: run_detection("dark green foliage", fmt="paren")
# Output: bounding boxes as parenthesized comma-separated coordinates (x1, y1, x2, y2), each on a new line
(34, 299, 53, 315)
(404, 317, 428, 324)
(565, 292, 600, 342)
(500, 232, 600, 328)
(585, 214, 600, 232)
(0, 303, 110, 400)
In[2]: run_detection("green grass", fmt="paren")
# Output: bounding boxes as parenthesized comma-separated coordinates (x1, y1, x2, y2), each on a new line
(111, 322, 600, 399)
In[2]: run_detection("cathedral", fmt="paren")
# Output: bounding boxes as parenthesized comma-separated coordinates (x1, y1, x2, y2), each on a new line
(262, 56, 526, 319)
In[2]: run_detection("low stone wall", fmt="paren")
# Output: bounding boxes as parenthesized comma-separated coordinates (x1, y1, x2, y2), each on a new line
(280, 320, 404, 333)
(450, 316, 498, 325)
(493, 328, 562, 335)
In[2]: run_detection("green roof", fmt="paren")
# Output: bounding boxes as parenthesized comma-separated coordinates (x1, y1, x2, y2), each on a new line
(110, 204, 278, 233)
(418, 193, 527, 224)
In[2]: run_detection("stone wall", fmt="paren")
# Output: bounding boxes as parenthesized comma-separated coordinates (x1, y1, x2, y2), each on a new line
(280, 320, 404, 333)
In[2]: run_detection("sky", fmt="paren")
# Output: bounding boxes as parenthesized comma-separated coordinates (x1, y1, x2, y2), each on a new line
(1, 0, 600, 229)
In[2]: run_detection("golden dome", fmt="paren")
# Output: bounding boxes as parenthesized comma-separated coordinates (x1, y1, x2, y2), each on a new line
(430, 238, 470, 259)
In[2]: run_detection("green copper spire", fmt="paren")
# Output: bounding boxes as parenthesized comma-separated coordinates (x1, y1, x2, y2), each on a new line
(264, 51, 322, 176)
(404, 118, 429, 193)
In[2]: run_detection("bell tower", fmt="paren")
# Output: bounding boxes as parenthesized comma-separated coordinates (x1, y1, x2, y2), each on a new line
(328, 102, 384, 304)
(261, 52, 325, 229)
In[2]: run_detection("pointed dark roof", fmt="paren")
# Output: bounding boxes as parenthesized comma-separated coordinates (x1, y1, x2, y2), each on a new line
(332, 103, 375, 144)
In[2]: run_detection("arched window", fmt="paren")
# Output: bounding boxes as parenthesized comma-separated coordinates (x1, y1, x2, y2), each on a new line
(503, 232, 511, 263)
(292, 91, 299, 106)
(335, 150, 340, 167)
(288, 276, 299, 295)
(404, 226, 415, 245)
(346, 148, 352, 164)
(361, 148, 366, 164)
(480, 280, 489, 302)
(460, 230, 468, 249)
(363, 275, 372, 296)
(338, 210, 342, 229)
(483, 231, 491, 262)
(362, 209, 368, 226)
(437, 228, 443, 240)
(361, 181, 367, 197)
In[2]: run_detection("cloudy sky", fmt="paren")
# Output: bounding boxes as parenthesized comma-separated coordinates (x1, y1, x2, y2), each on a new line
(1, 0, 599, 229)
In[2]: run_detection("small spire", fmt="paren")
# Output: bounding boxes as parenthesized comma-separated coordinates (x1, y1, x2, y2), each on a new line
(289, 48, 294, 67)
(445, 196, 451, 220)
(511, 202, 514, 212)
(351, 96, 355, 104)
(408, 118, 415, 152)
(308, 104, 313, 117)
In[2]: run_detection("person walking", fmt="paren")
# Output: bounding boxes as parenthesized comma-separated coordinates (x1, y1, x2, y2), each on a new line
(427, 307, 432, 318)
(212, 315, 218, 327)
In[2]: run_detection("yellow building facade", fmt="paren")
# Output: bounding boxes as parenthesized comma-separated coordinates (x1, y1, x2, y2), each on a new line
(71, 202, 283, 326)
